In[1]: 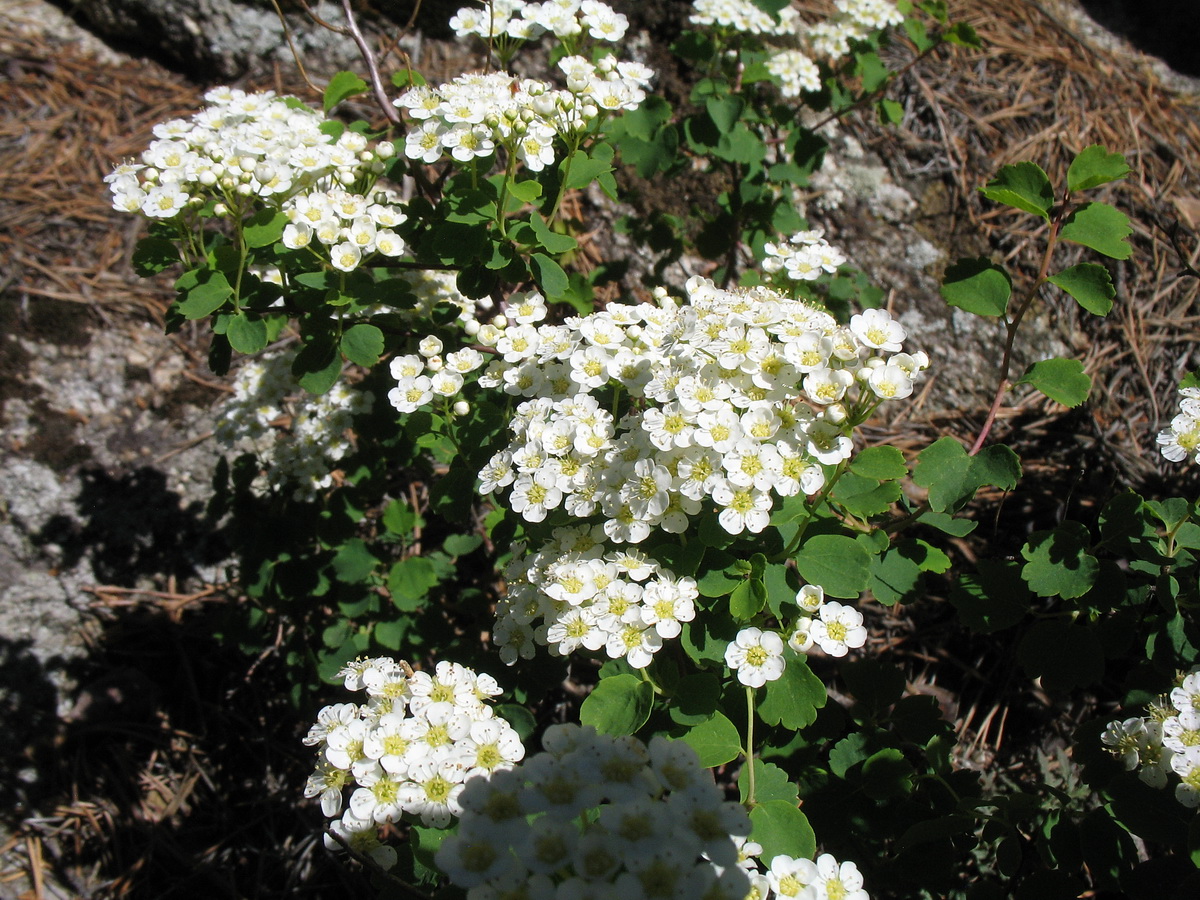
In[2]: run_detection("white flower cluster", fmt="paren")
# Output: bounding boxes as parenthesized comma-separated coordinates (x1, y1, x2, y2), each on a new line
(724, 586, 869, 688)
(280, 186, 408, 272)
(106, 86, 390, 219)
(763, 229, 848, 283)
(215, 350, 372, 500)
(397, 57, 652, 170)
(496, 524, 699, 668)
(449, 0, 630, 43)
(1103, 668, 1200, 806)
(304, 657, 524, 865)
(433, 723, 753, 900)
(690, 0, 904, 99)
(475, 274, 928, 542)
(753, 849, 871, 900)
(1156, 386, 1200, 464)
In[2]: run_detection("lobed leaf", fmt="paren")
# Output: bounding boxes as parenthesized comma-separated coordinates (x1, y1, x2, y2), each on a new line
(1067, 145, 1130, 193)
(1015, 357, 1091, 408)
(940, 258, 1012, 317)
(979, 161, 1054, 221)
(1047, 263, 1115, 316)
(1059, 202, 1133, 259)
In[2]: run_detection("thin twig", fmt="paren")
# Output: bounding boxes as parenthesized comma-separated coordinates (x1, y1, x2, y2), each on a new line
(341, 0, 401, 126)
(322, 825, 433, 899)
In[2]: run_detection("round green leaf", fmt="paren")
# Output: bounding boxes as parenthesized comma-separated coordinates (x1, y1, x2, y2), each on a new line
(1067, 145, 1130, 193)
(750, 801, 815, 864)
(227, 313, 268, 354)
(580, 673, 653, 735)
(794, 534, 871, 598)
(940, 257, 1012, 317)
(1048, 263, 1115, 316)
(340, 323, 384, 368)
(1015, 357, 1091, 408)
(1060, 201, 1133, 260)
(678, 712, 742, 766)
(979, 161, 1053, 220)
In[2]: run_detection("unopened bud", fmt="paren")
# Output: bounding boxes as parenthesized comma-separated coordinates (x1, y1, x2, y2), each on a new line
(453, 400, 470, 417)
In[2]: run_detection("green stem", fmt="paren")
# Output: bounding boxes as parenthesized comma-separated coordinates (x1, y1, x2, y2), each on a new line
(969, 198, 1067, 455)
(547, 134, 583, 227)
(745, 685, 757, 807)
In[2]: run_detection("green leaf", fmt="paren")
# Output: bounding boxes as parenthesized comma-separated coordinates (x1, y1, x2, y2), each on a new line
(850, 445, 908, 480)
(949, 560, 1030, 633)
(443, 533, 482, 557)
(678, 712, 742, 766)
(580, 673, 653, 735)
(1015, 357, 1091, 408)
(757, 654, 827, 730)
(332, 538, 380, 583)
(176, 268, 233, 319)
(862, 748, 915, 800)
(1059, 202, 1133, 260)
(869, 540, 950, 607)
(563, 147, 615, 193)
(1021, 521, 1098, 599)
(532, 253, 569, 299)
(856, 51, 890, 94)
(729, 578, 768, 621)
(669, 673, 722, 725)
(508, 179, 542, 204)
(373, 619, 408, 650)
(913, 438, 1021, 513)
(921, 512, 977, 537)
(750, 802, 815, 863)
(340, 323, 385, 368)
(226, 313, 267, 354)
(387, 556, 439, 611)
(390, 69, 426, 89)
(979, 161, 1054, 221)
(1047, 263, 1115, 316)
(324, 70, 368, 112)
(706, 96, 746, 134)
(739, 760, 799, 805)
(794, 534, 871, 598)
(132, 236, 179, 275)
(940, 258, 1011, 317)
(1018, 619, 1104, 691)
(714, 125, 767, 164)
(242, 208, 288, 248)
(1067, 145, 1130, 192)
(294, 337, 342, 395)
(382, 498, 420, 536)
(527, 213, 578, 254)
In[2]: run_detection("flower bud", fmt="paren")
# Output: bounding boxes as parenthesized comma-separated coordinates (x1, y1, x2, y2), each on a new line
(825, 403, 848, 425)
(214, 202, 229, 217)
(453, 400, 470, 417)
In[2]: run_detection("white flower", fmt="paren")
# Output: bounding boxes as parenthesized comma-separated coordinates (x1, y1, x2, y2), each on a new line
(724, 627, 787, 688)
(809, 601, 868, 657)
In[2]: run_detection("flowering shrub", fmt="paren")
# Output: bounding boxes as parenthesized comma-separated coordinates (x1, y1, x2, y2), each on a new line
(107, 0, 1200, 895)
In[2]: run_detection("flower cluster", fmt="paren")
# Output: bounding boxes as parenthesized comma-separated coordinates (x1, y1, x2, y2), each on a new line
(450, 0, 630, 44)
(106, 86, 390, 219)
(752, 850, 871, 900)
(1102, 667, 1200, 806)
(763, 229, 848, 283)
(690, 0, 905, 99)
(304, 657, 524, 865)
(1156, 385, 1200, 464)
(279, 186, 408, 272)
(433, 722, 753, 899)
(397, 57, 652, 170)
(215, 350, 372, 499)
(724, 586, 869, 688)
(785, 585, 869, 659)
(496, 524, 699, 667)
(474, 274, 927, 542)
